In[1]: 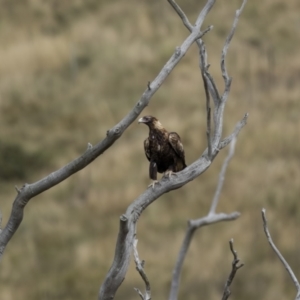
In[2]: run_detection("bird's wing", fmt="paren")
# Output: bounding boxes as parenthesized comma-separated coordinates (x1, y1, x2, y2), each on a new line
(144, 137, 151, 161)
(168, 132, 186, 162)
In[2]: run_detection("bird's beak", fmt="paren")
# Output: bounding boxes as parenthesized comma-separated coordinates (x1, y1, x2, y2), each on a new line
(138, 117, 145, 124)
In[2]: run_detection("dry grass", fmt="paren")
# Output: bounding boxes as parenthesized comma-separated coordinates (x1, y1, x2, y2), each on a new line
(1, 0, 300, 299)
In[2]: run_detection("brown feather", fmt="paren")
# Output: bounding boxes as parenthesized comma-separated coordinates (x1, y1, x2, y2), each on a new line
(139, 115, 187, 179)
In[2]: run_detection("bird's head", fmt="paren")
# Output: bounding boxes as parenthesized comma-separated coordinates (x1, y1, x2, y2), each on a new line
(138, 115, 163, 129)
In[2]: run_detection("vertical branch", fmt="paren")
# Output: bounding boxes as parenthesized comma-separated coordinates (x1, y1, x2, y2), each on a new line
(213, 0, 248, 150)
(199, 41, 212, 159)
(167, 0, 248, 154)
(220, 0, 247, 89)
(222, 239, 244, 300)
(0, 211, 2, 235)
(133, 237, 151, 300)
(209, 138, 236, 214)
(169, 225, 196, 300)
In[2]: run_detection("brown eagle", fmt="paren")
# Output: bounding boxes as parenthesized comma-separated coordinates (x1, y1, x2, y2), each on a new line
(138, 115, 186, 187)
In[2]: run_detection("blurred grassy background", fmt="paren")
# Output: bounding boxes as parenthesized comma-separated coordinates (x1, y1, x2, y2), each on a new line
(0, 0, 300, 299)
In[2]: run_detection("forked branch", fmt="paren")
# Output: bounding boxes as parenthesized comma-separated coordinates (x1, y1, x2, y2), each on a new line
(222, 239, 244, 300)
(0, 1, 248, 300)
(133, 238, 151, 300)
(168, 0, 248, 154)
(0, 0, 213, 263)
(169, 138, 240, 300)
(99, 0, 248, 297)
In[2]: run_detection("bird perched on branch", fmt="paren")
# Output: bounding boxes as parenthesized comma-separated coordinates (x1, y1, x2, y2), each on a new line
(138, 115, 187, 188)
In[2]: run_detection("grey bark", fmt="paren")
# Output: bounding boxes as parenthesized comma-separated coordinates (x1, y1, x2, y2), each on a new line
(0, 1, 212, 262)
(262, 209, 300, 300)
(0, 1, 249, 299)
(133, 238, 151, 300)
(168, 139, 240, 300)
(222, 239, 244, 300)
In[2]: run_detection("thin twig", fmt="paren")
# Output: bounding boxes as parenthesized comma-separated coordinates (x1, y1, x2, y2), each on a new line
(134, 288, 145, 300)
(209, 138, 236, 214)
(133, 238, 151, 300)
(0, 211, 2, 235)
(222, 239, 244, 300)
(204, 70, 220, 105)
(218, 113, 248, 152)
(167, 0, 220, 105)
(214, 0, 248, 150)
(167, 0, 193, 31)
(206, 106, 212, 158)
(262, 209, 300, 295)
(199, 41, 212, 159)
(220, 0, 247, 96)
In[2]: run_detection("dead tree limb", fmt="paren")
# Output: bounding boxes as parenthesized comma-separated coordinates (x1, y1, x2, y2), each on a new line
(0, 2, 213, 262)
(168, 138, 240, 300)
(199, 40, 212, 159)
(262, 209, 300, 300)
(166, 4, 247, 300)
(0, 211, 2, 235)
(210, 138, 236, 214)
(222, 239, 244, 300)
(133, 237, 151, 300)
(0, 1, 248, 299)
(168, 0, 248, 152)
(100, 3, 248, 299)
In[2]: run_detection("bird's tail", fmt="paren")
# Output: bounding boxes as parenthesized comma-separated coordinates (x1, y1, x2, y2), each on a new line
(149, 161, 157, 180)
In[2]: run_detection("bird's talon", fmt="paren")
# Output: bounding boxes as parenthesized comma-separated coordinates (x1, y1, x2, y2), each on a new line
(148, 180, 159, 189)
(163, 171, 177, 179)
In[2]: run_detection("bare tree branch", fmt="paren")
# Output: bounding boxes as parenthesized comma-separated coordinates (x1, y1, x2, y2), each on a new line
(209, 138, 236, 214)
(99, 1, 245, 298)
(262, 209, 300, 300)
(167, 0, 219, 106)
(133, 237, 151, 300)
(213, 0, 247, 151)
(218, 113, 248, 151)
(199, 39, 220, 104)
(167, 0, 193, 31)
(168, 138, 240, 300)
(0, 211, 2, 235)
(168, 0, 247, 154)
(206, 105, 212, 158)
(0, 1, 214, 263)
(0, 1, 248, 300)
(199, 41, 212, 159)
(221, 0, 247, 89)
(169, 214, 240, 300)
(222, 239, 244, 300)
(100, 115, 247, 300)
